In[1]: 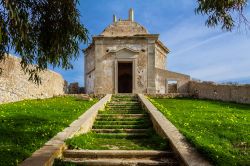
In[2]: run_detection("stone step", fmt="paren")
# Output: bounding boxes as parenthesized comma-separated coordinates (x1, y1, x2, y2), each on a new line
(111, 99, 138, 101)
(107, 102, 139, 106)
(105, 108, 143, 111)
(95, 117, 148, 121)
(106, 108, 142, 111)
(107, 105, 140, 107)
(106, 104, 141, 108)
(112, 95, 136, 97)
(109, 101, 139, 104)
(61, 158, 178, 166)
(112, 96, 137, 98)
(107, 105, 141, 108)
(97, 114, 147, 118)
(107, 105, 141, 107)
(104, 108, 145, 113)
(106, 108, 142, 110)
(111, 98, 137, 100)
(111, 99, 138, 102)
(108, 104, 140, 106)
(97, 114, 145, 117)
(106, 107, 142, 110)
(94, 120, 149, 125)
(63, 150, 174, 159)
(108, 103, 139, 105)
(102, 111, 144, 114)
(99, 111, 144, 114)
(94, 133, 149, 139)
(107, 107, 140, 109)
(92, 129, 149, 133)
(55, 95, 180, 166)
(92, 124, 150, 129)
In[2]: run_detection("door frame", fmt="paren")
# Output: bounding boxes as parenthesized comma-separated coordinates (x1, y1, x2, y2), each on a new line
(115, 59, 135, 94)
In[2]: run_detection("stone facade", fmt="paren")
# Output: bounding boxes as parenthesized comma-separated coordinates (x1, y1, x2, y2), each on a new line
(189, 81, 250, 104)
(84, 9, 190, 94)
(0, 55, 66, 104)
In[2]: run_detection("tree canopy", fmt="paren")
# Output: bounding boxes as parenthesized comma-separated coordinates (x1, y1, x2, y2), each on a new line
(195, 0, 249, 31)
(0, 1, 249, 84)
(0, 0, 88, 83)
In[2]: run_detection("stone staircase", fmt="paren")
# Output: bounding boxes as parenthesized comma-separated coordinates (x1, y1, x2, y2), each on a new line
(93, 95, 150, 139)
(57, 95, 179, 166)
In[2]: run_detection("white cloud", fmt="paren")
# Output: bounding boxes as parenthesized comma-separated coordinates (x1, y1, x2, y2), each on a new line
(160, 15, 250, 83)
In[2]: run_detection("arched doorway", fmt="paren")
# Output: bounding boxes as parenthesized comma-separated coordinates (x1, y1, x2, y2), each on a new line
(118, 62, 133, 93)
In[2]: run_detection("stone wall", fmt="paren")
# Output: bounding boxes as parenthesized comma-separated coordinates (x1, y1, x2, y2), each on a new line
(168, 84, 177, 93)
(155, 68, 190, 94)
(155, 44, 166, 70)
(90, 37, 150, 94)
(68, 82, 79, 94)
(189, 81, 250, 104)
(85, 44, 95, 94)
(0, 55, 66, 104)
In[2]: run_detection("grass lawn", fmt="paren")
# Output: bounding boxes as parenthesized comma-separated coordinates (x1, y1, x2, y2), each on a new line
(150, 98, 250, 166)
(0, 96, 97, 166)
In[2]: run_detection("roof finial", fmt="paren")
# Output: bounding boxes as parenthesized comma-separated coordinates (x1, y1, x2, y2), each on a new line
(128, 8, 134, 22)
(113, 14, 117, 23)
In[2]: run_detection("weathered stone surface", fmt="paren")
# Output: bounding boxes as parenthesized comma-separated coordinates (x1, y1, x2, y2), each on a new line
(155, 68, 190, 94)
(101, 20, 148, 37)
(138, 94, 212, 166)
(0, 55, 66, 104)
(84, 10, 190, 94)
(68, 82, 79, 94)
(19, 144, 66, 166)
(189, 81, 250, 104)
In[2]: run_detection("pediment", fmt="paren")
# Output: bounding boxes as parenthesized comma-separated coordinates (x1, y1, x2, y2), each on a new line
(110, 47, 140, 53)
(112, 47, 139, 59)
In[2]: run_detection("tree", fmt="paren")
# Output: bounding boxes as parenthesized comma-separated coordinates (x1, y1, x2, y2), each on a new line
(0, 0, 88, 83)
(195, 0, 249, 31)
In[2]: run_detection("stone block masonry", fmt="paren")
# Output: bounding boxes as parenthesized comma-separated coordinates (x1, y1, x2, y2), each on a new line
(0, 55, 66, 104)
(189, 81, 250, 104)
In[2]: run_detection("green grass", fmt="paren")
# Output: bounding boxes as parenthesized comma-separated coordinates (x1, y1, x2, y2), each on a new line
(0, 96, 97, 166)
(66, 131, 168, 150)
(150, 98, 250, 166)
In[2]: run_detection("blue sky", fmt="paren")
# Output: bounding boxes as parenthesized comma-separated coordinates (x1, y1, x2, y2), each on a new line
(52, 0, 250, 86)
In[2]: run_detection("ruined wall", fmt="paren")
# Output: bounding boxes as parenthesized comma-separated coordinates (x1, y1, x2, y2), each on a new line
(155, 73, 166, 94)
(168, 84, 177, 93)
(189, 81, 250, 104)
(0, 55, 66, 104)
(155, 68, 190, 94)
(68, 82, 79, 94)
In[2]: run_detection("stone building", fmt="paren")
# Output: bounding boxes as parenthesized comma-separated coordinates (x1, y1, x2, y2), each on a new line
(84, 9, 190, 94)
